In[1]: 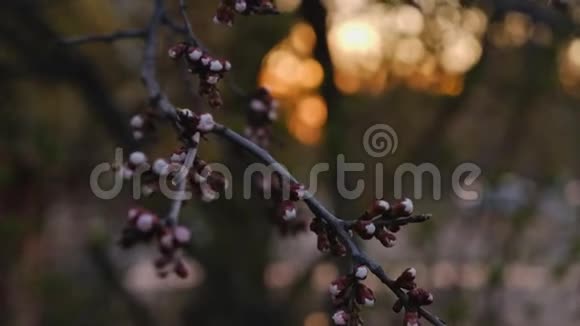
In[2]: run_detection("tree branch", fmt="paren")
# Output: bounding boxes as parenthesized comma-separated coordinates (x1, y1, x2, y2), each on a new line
(210, 125, 446, 325)
(64, 0, 446, 324)
(60, 29, 147, 45)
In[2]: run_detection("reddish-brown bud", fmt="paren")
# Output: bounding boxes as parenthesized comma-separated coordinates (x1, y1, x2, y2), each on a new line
(353, 220, 377, 240)
(375, 228, 397, 247)
(355, 284, 375, 307)
(395, 267, 417, 290)
(408, 288, 434, 306)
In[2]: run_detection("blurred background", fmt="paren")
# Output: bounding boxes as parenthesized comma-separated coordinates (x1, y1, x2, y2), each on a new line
(1, 0, 580, 325)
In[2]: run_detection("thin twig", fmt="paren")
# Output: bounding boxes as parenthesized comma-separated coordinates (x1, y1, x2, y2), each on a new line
(178, 0, 196, 42)
(168, 136, 199, 223)
(60, 29, 147, 45)
(345, 214, 432, 229)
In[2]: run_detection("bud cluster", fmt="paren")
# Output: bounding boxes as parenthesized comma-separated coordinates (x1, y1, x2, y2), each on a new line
(188, 158, 228, 203)
(349, 198, 416, 248)
(117, 147, 228, 201)
(245, 87, 278, 148)
(129, 112, 156, 141)
(117, 151, 160, 196)
(168, 43, 231, 109)
(329, 265, 375, 325)
(391, 268, 434, 326)
(310, 217, 347, 256)
(119, 208, 192, 278)
(272, 182, 305, 224)
(213, 0, 279, 26)
(175, 109, 216, 141)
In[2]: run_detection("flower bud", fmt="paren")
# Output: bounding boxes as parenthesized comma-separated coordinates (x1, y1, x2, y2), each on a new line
(396, 267, 417, 290)
(331, 310, 349, 325)
(353, 220, 376, 240)
(209, 59, 224, 72)
(187, 47, 203, 61)
(280, 201, 297, 221)
(408, 288, 434, 306)
(128, 208, 140, 222)
(197, 113, 215, 132)
(130, 114, 144, 129)
(129, 151, 147, 167)
(136, 213, 156, 232)
(153, 159, 170, 175)
(376, 228, 397, 247)
(403, 311, 420, 326)
(355, 284, 375, 307)
(329, 276, 348, 296)
(290, 183, 306, 201)
(392, 198, 413, 217)
(354, 265, 369, 280)
(174, 259, 189, 279)
(168, 42, 188, 59)
(174, 226, 191, 245)
(234, 0, 247, 12)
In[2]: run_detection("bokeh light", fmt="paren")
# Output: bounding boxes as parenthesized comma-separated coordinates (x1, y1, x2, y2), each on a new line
(295, 95, 328, 128)
(303, 312, 329, 326)
(275, 0, 302, 13)
(323, 1, 486, 95)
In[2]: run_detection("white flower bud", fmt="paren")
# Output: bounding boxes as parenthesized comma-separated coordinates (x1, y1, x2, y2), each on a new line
(174, 226, 191, 244)
(121, 167, 133, 180)
(128, 208, 139, 220)
(363, 297, 375, 307)
(329, 284, 341, 296)
(209, 60, 224, 72)
(201, 57, 211, 66)
(235, 0, 247, 12)
(197, 113, 215, 132)
(170, 152, 186, 163)
(250, 99, 266, 112)
(188, 49, 203, 61)
(364, 222, 376, 235)
(153, 159, 169, 175)
(332, 311, 348, 325)
(377, 199, 390, 211)
(402, 198, 413, 215)
(283, 207, 297, 221)
(178, 108, 194, 119)
(206, 75, 219, 85)
(133, 130, 144, 140)
(136, 213, 155, 232)
(130, 115, 144, 129)
(224, 61, 232, 71)
(129, 151, 147, 166)
(355, 265, 368, 280)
